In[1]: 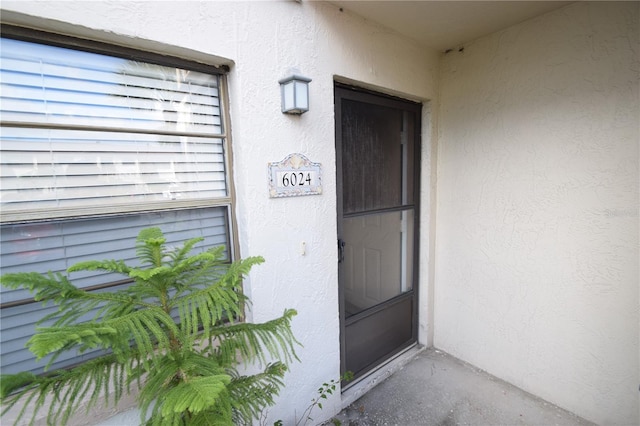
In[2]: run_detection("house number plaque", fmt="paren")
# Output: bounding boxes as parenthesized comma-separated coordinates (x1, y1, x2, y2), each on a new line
(268, 153, 322, 198)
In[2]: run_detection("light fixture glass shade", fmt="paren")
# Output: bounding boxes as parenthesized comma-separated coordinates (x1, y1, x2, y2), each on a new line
(279, 74, 311, 114)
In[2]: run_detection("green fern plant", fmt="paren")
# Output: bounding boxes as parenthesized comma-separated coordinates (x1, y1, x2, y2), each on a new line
(0, 227, 299, 425)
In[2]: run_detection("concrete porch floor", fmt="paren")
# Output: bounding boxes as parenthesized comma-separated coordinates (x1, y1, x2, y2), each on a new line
(330, 348, 595, 426)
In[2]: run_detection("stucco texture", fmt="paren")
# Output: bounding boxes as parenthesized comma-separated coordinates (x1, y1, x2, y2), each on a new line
(1, 0, 637, 425)
(0, 1, 438, 425)
(435, 2, 639, 425)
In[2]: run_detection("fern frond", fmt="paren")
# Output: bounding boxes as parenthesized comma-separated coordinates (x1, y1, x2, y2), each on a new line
(171, 251, 224, 281)
(176, 255, 263, 294)
(49, 291, 140, 327)
(160, 375, 231, 417)
(136, 354, 181, 422)
(173, 256, 264, 338)
(171, 259, 227, 297)
(0, 372, 37, 399)
(1, 271, 143, 328)
(91, 293, 139, 322)
(136, 227, 164, 243)
(27, 325, 118, 359)
(109, 308, 177, 364)
(167, 236, 206, 264)
(178, 351, 227, 376)
(46, 297, 103, 326)
(221, 256, 265, 289)
(211, 309, 299, 368)
(122, 279, 166, 302)
(28, 307, 177, 369)
(129, 265, 173, 281)
(227, 362, 287, 425)
(68, 259, 132, 276)
(137, 351, 230, 425)
(0, 271, 82, 304)
(188, 410, 234, 426)
(136, 227, 167, 267)
(1, 354, 130, 426)
(176, 282, 245, 341)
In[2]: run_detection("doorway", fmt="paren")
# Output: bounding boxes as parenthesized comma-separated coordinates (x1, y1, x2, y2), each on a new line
(335, 84, 421, 381)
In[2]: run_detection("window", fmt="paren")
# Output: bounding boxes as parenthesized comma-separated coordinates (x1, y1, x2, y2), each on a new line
(0, 27, 235, 375)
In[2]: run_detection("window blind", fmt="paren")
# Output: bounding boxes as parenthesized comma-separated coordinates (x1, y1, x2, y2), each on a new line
(1, 127, 227, 215)
(0, 34, 234, 375)
(0, 39, 222, 134)
(0, 208, 230, 374)
(0, 37, 227, 221)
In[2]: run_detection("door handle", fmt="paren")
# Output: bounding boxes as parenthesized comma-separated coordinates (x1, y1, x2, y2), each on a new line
(338, 239, 345, 263)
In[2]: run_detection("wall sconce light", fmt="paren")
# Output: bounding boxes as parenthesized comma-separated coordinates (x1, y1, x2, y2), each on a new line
(279, 74, 311, 115)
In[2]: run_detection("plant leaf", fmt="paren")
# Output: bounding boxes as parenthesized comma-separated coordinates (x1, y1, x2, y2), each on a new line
(160, 375, 231, 417)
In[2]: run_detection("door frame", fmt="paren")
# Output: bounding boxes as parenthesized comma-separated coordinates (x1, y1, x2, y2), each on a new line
(335, 82, 422, 381)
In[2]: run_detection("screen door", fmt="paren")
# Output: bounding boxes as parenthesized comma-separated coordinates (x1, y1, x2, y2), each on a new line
(335, 84, 421, 380)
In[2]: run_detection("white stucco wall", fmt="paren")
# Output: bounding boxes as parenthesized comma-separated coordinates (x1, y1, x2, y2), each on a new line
(0, 1, 439, 424)
(435, 2, 639, 425)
